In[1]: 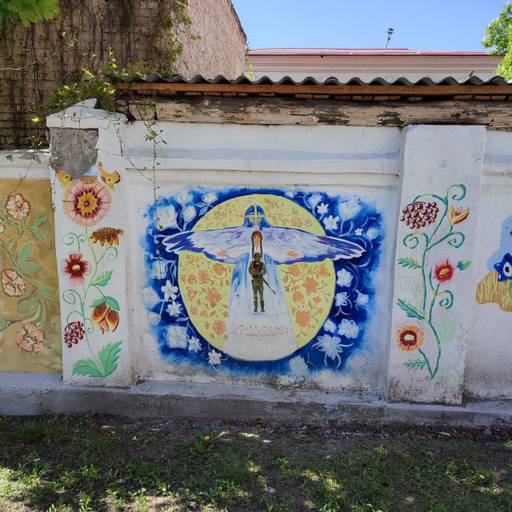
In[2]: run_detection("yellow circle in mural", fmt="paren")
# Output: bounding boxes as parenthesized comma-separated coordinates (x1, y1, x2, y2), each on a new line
(178, 194, 335, 352)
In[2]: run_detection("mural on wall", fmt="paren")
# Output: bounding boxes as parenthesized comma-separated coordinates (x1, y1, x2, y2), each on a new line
(57, 165, 123, 378)
(476, 215, 512, 312)
(395, 184, 472, 379)
(0, 179, 61, 373)
(143, 188, 382, 380)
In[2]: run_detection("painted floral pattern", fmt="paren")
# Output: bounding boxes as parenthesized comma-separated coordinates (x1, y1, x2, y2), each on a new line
(396, 184, 471, 379)
(59, 166, 123, 378)
(0, 181, 61, 373)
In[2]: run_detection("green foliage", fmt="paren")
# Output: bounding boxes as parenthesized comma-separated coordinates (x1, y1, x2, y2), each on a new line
(483, 3, 512, 79)
(397, 298, 424, 320)
(72, 342, 121, 377)
(404, 358, 427, 369)
(397, 257, 422, 269)
(0, 0, 59, 25)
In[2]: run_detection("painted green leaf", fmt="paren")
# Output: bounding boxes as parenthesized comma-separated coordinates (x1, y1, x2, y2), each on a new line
(18, 297, 38, 314)
(30, 225, 46, 241)
(33, 214, 47, 226)
(0, 317, 10, 332)
(18, 242, 34, 262)
(98, 341, 122, 377)
(37, 287, 57, 302)
(72, 358, 104, 378)
(456, 260, 471, 271)
(105, 296, 120, 311)
(20, 261, 41, 273)
(90, 297, 106, 308)
(92, 271, 113, 287)
(397, 298, 425, 320)
(397, 257, 422, 270)
(404, 358, 427, 369)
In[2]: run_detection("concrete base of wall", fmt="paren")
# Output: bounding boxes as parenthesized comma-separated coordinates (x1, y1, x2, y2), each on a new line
(2, 373, 512, 428)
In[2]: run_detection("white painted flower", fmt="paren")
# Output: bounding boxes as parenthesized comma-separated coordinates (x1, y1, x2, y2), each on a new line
(0, 219, 4, 234)
(147, 312, 161, 325)
(307, 193, 322, 209)
(176, 190, 192, 205)
(161, 280, 179, 301)
(317, 203, 329, 215)
(335, 292, 349, 307)
(313, 334, 351, 367)
(188, 336, 202, 353)
(208, 350, 222, 366)
(142, 287, 160, 307)
(156, 205, 177, 229)
(323, 319, 337, 333)
(338, 319, 359, 339)
(289, 356, 309, 377)
(202, 191, 217, 205)
(323, 215, 339, 232)
(166, 301, 182, 317)
(167, 325, 187, 349)
(151, 260, 167, 280)
(336, 268, 353, 288)
(355, 228, 363, 236)
(338, 198, 361, 220)
(356, 292, 369, 307)
(183, 205, 196, 222)
(366, 227, 380, 240)
(285, 190, 295, 198)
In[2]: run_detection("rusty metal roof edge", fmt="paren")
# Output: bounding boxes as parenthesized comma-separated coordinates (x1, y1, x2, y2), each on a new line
(116, 73, 511, 87)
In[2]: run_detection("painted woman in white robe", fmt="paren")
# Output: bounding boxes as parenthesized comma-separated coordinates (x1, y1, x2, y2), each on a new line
(161, 205, 365, 362)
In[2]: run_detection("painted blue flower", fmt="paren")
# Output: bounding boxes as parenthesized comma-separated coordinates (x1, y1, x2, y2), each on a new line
(338, 319, 359, 339)
(494, 253, 512, 281)
(317, 203, 329, 215)
(335, 292, 349, 307)
(336, 268, 353, 288)
(313, 334, 352, 367)
(307, 193, 322, 209)
(161, 280, 179, 301)
(167, 325, 187, 349)
(323, 215, 339, 232)
(324, 319, 337, 333)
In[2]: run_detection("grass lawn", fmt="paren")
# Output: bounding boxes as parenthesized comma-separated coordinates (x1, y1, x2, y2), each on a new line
(0, 415, 512, 511)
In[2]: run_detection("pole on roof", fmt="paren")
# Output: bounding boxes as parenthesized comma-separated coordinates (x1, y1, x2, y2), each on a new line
(385, 27, 394, 48)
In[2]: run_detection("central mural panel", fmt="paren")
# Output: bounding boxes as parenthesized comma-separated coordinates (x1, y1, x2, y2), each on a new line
(142, 187, 382, 379)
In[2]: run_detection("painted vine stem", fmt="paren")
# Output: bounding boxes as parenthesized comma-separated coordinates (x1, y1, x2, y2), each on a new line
(397, 184, 471, 379)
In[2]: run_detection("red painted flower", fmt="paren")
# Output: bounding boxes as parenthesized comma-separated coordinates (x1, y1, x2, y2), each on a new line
(63, 252, 90, 284)
(62, 179, 111, 227)
(434, 260, 455, 282)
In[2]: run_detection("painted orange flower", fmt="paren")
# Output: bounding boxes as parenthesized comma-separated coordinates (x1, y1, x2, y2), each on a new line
(206, 287, 222, 306)
(304, 277, 319, 294)
(98, 162, 121, 191)
(448, 207, 469, 225)
(1, 269, 26, 296)
(63, 252, 90, 284)
(213, 320, 225, 336)
(295, 310, 311, 328)
(396, 325, 424, 351)
(317, 265, 329, 277)
(198, 270, 209, 284)
(434, 260, 455, 282)
(213, 263, 225, 276)
(90, 227, 124, 246)
(91, 300, 119, 333)
(292, 290, 304, 302)
(6, 193, 30, 220)
(16, 322, 44, 352)
(288, 264, 302, 277)
(63, 179, 112, 227)
(187, 274, 197, 285)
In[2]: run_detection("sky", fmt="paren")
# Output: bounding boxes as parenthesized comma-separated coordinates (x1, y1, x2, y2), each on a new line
(231, 0, 506, 52)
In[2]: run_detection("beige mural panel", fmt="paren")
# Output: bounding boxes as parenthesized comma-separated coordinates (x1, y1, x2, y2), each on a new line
(0, 179, 61, 373)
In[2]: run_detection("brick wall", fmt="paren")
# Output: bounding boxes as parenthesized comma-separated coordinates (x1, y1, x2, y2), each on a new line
(0, 0, 246, 148)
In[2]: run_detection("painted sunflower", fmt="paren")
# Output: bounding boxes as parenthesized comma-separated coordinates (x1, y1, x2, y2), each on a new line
(396, 325, 424, 351)
(63, 179, 112, 227)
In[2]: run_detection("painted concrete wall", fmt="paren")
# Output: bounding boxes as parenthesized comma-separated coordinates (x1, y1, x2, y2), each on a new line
(2, 101, 512, 409)
(0, 150, 61, 373)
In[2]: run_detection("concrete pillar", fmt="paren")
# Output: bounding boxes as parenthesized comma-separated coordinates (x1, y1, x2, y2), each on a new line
(47, 100, 132, 386)
(387, 125, 486, 405)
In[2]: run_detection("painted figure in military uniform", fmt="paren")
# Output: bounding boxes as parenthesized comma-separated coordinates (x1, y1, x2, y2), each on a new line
(249, 252, 266, 312)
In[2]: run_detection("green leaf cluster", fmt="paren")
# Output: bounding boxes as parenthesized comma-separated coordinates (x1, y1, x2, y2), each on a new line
(72, 341, 122, 378)
(0, 0, 59, 25)
(483, 3, 512, 79)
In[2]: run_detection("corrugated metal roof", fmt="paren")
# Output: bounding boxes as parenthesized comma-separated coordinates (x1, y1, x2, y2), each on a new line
(121, 73, 509, 86)
(248, 48, 497, 57)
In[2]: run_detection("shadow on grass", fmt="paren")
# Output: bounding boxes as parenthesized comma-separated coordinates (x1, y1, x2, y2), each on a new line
(0, 415, 512, 511)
